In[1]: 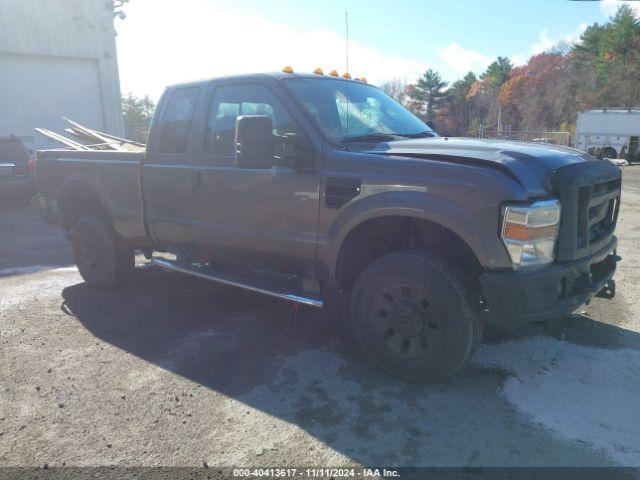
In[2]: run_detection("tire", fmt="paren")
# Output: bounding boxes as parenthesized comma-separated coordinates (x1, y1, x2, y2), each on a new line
(350, 250, 481, 383)
(603, 147, 617, 160)
(71, 214, 134, 289)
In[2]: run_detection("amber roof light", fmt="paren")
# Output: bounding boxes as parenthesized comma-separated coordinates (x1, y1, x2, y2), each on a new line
(282, 65, 294, 74)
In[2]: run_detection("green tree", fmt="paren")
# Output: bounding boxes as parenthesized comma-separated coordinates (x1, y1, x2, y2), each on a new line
(480, 56, 513, 88)
(572, 4, 640, 107)
(437, 72, 477, 135)
(602, 4, 640, 57)
(409, 69, 448, 121)
(574, 5, 640, 75)
(449, 72, 477, 100)
(122, 93, 156, 143)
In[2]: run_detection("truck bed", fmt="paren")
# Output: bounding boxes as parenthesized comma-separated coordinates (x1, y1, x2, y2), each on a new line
(36, 149, 147, 243)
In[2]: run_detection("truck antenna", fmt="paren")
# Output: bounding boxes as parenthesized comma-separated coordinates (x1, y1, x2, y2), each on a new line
(345, 11, 350, 138)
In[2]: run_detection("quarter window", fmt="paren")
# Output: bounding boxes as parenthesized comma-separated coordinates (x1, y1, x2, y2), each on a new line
(158, 87, 200, 154)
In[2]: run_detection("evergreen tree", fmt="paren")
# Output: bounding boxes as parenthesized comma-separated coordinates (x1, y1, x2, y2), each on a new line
(122, 93, 156, 142)
(409, 69, 448, 121)
(480, 56, 513, 88)
(450, 72, 477, 101)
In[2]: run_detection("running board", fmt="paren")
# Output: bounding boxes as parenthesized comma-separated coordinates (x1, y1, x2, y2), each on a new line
(150, 258, 324, 308)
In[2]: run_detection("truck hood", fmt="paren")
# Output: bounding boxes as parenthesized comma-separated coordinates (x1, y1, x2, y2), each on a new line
(359, 137, 595, 196)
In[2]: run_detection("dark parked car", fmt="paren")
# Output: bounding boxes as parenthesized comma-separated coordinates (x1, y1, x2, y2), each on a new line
(35, 71, 621, 382)
(0, 135, 35, 199)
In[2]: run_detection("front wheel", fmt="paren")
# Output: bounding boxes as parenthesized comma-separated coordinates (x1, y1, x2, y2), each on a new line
(71, 214, 134, 289)
(350, 250, 481, 383)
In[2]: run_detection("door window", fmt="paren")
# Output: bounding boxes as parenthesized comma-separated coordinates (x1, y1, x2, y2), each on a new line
(158, 87, 200, 154)
(204, 84, 297, 155)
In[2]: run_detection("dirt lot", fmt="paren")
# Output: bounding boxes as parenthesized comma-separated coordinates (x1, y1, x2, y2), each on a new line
(1, 167, 640, 469)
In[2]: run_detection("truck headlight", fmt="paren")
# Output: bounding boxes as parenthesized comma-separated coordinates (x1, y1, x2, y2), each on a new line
(501, 199, 561, 268)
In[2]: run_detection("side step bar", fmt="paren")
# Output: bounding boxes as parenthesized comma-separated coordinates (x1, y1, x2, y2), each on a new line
(150, 258, 324, 308)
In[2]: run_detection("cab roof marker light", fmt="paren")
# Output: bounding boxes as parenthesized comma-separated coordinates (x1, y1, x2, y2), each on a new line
(342, 72, 351, 79)
(313, 67, 323, 75)
(329, 69, 339, 77)
(360, 77, 367, 83)
(282, 65, 294, 74)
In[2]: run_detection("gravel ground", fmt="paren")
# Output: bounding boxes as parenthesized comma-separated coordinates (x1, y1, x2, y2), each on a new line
(1, 168, 640, 469)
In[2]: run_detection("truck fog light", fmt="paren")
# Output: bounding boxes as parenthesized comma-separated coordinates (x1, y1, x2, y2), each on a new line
(501, 199, 561, 269)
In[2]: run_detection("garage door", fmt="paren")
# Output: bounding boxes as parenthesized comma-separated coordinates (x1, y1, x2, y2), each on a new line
(0, 52, 104, 151)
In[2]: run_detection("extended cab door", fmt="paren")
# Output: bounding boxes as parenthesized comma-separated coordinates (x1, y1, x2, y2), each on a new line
(142, 85, 203, 251)
(189, 79, 321, 279)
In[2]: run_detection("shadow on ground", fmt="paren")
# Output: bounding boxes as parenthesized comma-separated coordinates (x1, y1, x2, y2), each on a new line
(58, 267, 640, 467)
(0, 196, 72, 271)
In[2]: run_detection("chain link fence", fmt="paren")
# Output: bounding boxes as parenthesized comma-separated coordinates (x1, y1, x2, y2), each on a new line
(477, 131, 571, 147)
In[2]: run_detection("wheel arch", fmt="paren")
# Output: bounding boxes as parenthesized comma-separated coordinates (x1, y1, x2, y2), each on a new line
(57, 172, 112, 229)
(322, 191, 506, 292)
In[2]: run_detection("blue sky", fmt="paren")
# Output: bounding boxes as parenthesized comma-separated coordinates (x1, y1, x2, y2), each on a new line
(115, 0, 636, 100)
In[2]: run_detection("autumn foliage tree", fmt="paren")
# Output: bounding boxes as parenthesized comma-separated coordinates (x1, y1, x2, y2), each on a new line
(402, 5, 640, 138)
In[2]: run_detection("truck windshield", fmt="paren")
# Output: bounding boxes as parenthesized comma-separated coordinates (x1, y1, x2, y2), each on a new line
(283, 78, 435, 143)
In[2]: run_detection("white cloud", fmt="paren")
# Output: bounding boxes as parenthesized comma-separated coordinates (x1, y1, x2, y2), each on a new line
(509, 53, 528, 66)
(564, 22, 589, 44)
(436, 42, 493, 75)
(529, 29, 555, 56)
(115, 0, 427, 100)
(511, 22, 588, 65)
(601, 0, 640, 17)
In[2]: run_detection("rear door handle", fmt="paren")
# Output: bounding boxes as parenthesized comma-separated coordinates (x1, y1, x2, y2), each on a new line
(188, 170, 203, 192)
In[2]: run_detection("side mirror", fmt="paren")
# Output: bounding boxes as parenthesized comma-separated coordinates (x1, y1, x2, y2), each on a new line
(281, 132, 314, 170)
(235, 115, 274, 169)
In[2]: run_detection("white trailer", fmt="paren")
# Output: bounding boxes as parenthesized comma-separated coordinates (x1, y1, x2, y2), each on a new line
(575, 109, 640, 162)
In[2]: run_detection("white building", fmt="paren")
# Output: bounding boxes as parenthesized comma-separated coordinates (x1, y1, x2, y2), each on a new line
(0, 0, 125, 151)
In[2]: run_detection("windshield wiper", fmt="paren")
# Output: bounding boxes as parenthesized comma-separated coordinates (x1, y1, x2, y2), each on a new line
(342, 133, 400, 143)
(342, 131, 436, 143)
(395, 131, 436, 138)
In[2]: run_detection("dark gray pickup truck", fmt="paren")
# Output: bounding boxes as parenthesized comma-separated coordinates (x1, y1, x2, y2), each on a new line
(36, 71, 621, 382)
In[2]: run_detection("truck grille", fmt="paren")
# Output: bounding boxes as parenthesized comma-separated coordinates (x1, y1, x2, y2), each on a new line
(553, 161, 621, 262)
(577, 179, 620, 249)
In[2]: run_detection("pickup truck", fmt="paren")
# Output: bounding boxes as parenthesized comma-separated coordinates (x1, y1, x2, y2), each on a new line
(36, 71, 621, 382)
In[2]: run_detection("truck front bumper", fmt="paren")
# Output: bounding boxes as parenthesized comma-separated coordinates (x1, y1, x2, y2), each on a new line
(479, 237, 618, 327)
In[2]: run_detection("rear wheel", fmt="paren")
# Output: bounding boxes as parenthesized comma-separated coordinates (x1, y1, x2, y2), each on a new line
(603, 147, 617, 159)
(350, 250, 481, 383)
(71, 214, 134, 289)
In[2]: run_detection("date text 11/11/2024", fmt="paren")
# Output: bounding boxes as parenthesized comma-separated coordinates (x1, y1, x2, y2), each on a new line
(232, 468, 401, 478)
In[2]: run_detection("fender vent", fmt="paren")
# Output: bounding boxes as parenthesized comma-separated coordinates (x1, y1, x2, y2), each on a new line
(325, 177, 361, 209)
